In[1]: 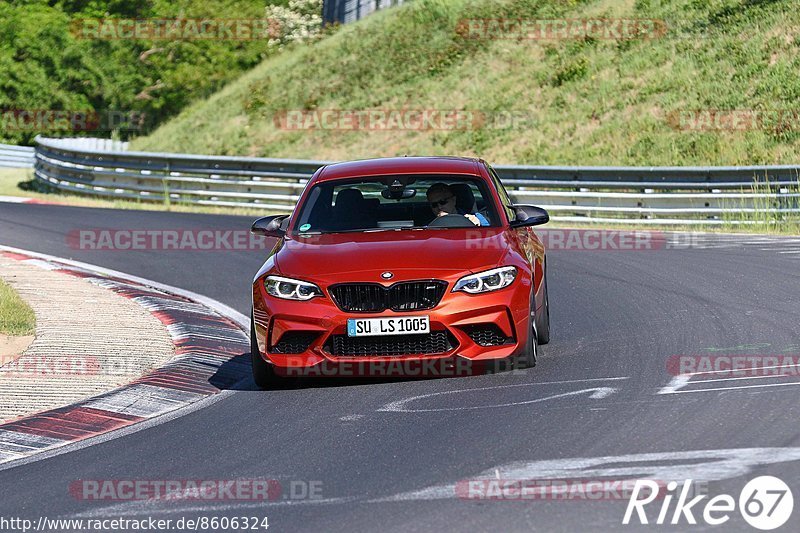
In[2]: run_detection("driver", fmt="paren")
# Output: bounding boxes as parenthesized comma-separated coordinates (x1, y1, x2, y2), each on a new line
(426, 183, 489, 226)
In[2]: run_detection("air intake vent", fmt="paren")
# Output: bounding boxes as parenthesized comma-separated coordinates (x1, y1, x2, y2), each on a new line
(463, 324, 515, 347)
(326, 331, 455, 357)
(271, 331, 319, 354)
(329, 280, 447, 313)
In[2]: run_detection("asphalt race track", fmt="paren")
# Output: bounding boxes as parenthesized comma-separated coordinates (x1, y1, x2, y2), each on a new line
(2, 202, 800, 531)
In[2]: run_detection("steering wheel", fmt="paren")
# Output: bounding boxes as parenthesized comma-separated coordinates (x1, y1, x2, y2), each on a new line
(427, 214, 476, 228)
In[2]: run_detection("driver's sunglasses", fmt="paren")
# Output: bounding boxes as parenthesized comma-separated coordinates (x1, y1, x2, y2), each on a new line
(429, 196, 455, 208)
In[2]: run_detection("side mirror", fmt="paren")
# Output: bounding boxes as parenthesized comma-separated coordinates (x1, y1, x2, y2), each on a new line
(251, 215, 290, 238)
(509, 205, 549, 228)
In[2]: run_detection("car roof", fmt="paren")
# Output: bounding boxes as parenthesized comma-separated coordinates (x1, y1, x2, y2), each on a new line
(314, 156, 486, 183)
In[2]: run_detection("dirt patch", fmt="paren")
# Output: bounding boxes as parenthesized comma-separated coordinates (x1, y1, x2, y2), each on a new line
(0, 334, 34, 366)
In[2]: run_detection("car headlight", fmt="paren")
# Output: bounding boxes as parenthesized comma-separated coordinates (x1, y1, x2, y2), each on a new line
(264, 275, 323, 301)
(453, 266, 517, 294)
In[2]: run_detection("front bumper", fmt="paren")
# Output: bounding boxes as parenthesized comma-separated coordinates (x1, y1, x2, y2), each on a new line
(252, 273, 532, 374)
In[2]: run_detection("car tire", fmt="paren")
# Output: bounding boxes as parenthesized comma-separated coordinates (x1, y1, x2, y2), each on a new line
(250, 312, 282, 389)
(535, 267, 550, 345)
(524, 316, 538, 368)
(512, 290, 538, 370)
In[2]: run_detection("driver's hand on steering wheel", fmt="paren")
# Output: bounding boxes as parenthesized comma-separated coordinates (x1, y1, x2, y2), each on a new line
(464, 214, 480, 226)
(439, 211, 480, 226)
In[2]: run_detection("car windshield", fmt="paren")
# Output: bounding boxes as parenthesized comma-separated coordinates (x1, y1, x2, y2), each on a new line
(292, 175, 501, 233)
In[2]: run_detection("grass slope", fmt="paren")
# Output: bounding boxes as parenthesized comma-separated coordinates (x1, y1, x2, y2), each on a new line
(133, 0, 800, 166)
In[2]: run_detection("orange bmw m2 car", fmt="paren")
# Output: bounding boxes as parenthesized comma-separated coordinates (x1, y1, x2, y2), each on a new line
(250, 157, 550, 387)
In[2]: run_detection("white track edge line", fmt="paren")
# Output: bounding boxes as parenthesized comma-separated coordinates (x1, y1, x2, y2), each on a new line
(0, 389, 239, 473)
(0, 244, 248, 329)
(0, 243, 252, 471)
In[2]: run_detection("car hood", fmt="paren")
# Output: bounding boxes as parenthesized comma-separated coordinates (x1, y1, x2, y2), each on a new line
(272, 228, 512, 281)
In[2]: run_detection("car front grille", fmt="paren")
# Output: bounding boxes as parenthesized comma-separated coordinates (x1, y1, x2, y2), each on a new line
(271, 331, 319, 354)
(329, 280, 447, 313)
(463, 324, 515, 347)
(326, 331, 455, 357)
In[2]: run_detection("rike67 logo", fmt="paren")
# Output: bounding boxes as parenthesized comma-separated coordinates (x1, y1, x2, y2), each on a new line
(624, 476, 793, 530)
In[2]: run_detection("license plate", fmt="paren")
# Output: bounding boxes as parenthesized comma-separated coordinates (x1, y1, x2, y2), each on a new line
(347, 316, 430, 337)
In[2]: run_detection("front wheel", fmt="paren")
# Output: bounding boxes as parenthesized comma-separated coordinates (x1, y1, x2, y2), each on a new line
(521, 322, 538, 368)
(535, 268, 550, 345)
(513, 293, 538, 370)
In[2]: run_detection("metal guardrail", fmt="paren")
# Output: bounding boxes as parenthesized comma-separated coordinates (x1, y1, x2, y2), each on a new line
(0, 143, 35, 169)
(39, 137, 130, 152)
(33, 136, 800, 225)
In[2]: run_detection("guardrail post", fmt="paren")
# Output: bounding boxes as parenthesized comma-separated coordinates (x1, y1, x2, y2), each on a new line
(162, 159, 171, 207)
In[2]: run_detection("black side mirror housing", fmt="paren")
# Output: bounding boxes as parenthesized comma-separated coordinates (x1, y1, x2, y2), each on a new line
(508, 205, 550, 228)
(251, 215, 290, 238)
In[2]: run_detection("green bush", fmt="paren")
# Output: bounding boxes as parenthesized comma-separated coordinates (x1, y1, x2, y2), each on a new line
(0, 0, 321, 145)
